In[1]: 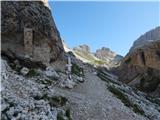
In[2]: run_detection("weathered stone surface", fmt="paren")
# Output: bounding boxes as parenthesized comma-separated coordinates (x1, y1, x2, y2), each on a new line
(1, 1, 64, 65)
(130, 27, 160, 51)
(44, 66, 59, 80)
(115, 27, 160, 96)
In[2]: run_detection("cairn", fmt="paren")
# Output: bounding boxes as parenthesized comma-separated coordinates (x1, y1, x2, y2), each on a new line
(65, 56, 72, 80)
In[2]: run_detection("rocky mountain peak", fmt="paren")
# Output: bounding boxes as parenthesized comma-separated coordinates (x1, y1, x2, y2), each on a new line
(73, 44, 90, 53)
(130, 26, 160, 51)
(95, 47, 117, 61)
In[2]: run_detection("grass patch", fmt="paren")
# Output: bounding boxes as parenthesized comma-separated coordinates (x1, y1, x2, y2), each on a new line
(9, 63, 22, 74)
(92, 60, 107, 65)
(66, 108, 72, 120)
(48, 96, 68, 107)
(74, 50, 94, 61)
(74, 50, 107, 65)
(33, 94, 68, 107)
(57, 112, 65, 120)
(26, 69, 39, 77)
(108, 85, 145, 115)
(57, 109, 72, 120)
(71, 63, 84, 77)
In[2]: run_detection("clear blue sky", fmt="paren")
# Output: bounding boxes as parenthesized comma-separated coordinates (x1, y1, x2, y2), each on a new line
(49, 1, 160, 56)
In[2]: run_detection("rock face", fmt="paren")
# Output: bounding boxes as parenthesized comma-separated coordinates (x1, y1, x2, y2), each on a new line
(73, 44, 90, 53)
(1, 1, 64, 65)
(115, 27, 160, 96)
(130, 27, 160, 51)
(95, 47, 116, 61)
(95, 47, 123, 63)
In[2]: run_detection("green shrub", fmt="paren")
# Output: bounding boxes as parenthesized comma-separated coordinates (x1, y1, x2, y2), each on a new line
(57, 112, 65, 120)
(26, 69, 39, 77)
(71, 63, 84, 77)
(33, 94, 68, 107)
(66, 108, 72, 120)
(132, 104, 145, 115)
(48, 96, 68, 107)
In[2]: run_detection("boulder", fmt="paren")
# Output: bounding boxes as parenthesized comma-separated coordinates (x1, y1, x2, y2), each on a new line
(60, 79, 76, 89)
(76, 76, 84, 83)
(44, 66, 59, 80)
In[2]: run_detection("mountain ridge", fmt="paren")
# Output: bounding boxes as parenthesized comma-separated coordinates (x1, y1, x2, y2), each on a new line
(63, 41, 123, 68)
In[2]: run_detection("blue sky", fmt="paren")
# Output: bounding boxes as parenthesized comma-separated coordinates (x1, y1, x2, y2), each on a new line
(49, 1, 160, 56)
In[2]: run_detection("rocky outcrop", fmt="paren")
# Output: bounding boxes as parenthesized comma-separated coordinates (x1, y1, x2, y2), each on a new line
(73, 44, 90, 53)
(115, 27, 160, 96)
(130, 27, 160, 51)
(95, 47, 123, 64)
(95, 47, 116, 61)
(1, 1, 64, 65)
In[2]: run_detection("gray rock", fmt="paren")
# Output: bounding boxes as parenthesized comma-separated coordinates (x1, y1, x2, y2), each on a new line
(1, 0, 64, 65)
(76, 76, 84, 82)
(44, 66, 59, 80)
(130, 26, 160, 51)
(60, 79, 76, 89)
(20, 67, 30, 75)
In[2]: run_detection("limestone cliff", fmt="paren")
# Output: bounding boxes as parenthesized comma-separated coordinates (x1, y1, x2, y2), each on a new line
(115, 27, 160, 96)
(1, 1, 64, 65)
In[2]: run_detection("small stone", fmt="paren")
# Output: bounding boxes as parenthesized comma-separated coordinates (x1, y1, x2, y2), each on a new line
(1, 102, 10, 111)
(20, 67, 30, 76)
(62, 79, 76, 89)
(76, 76, 84, 83)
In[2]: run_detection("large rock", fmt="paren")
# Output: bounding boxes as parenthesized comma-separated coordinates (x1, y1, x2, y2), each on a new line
(1, 1, 64, 65)
(115, 27, 160, 96)
(44, 66, 59, 80)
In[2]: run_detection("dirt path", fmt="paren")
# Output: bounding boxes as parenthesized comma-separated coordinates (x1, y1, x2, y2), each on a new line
(54, 71, 148, 120)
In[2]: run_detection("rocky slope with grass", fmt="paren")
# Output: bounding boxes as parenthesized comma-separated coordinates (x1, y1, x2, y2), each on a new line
(95, 47, 123, 66)
(114, 27, 160, 97)
(1, 1, 160, 120)
(63, 42, 123, 68)
(2, 56, 160, 120)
